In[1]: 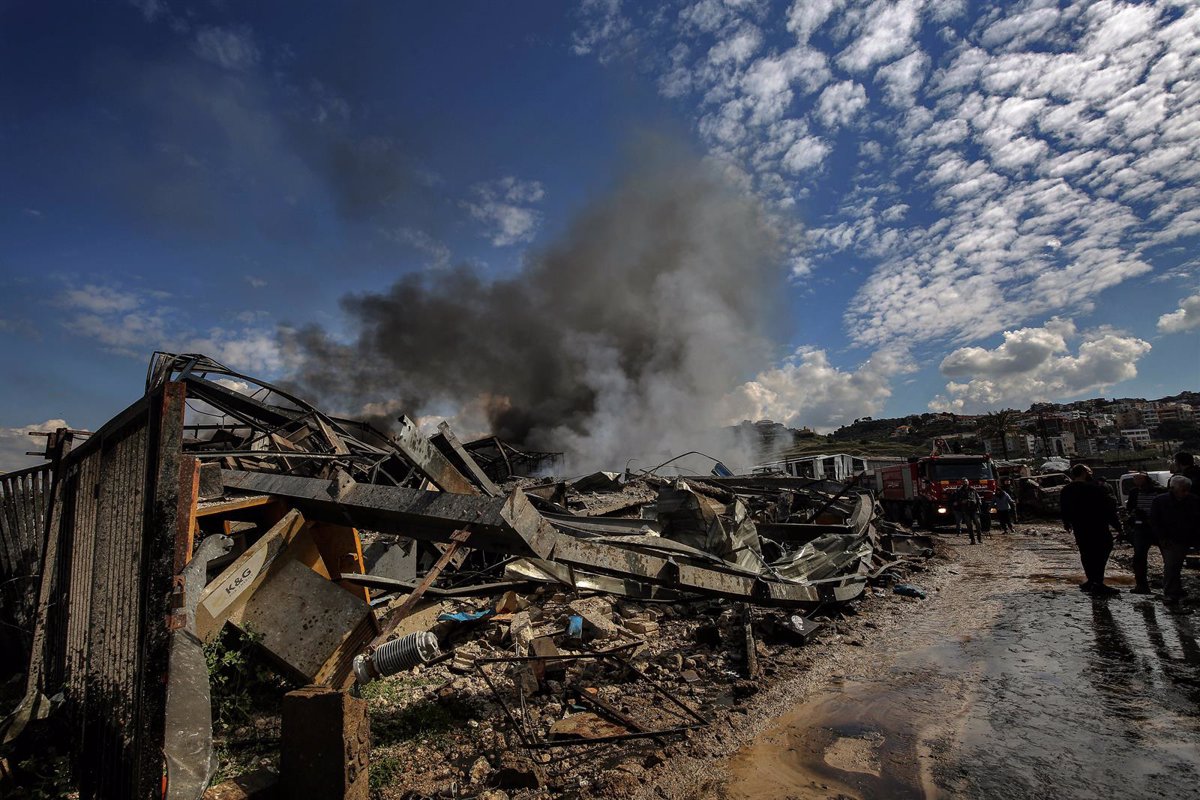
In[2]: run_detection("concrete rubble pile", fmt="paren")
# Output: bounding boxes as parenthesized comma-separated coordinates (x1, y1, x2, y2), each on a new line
(0, 352, 935, 800)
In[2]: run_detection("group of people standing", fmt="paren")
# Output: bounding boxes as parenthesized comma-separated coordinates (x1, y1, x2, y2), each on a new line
(1061, 452, 1200, 604)
(951, 481, 1018, 544)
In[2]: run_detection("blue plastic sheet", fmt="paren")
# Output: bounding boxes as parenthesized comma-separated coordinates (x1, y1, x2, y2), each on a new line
(436, 609, 495, 623)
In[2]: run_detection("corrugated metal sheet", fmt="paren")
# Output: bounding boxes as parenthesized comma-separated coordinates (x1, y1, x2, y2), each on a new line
(0, 462, 53, 666)
(20, 383, 192, 800)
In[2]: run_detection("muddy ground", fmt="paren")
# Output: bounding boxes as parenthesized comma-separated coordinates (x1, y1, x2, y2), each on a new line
(668, 523, 1200, 800)
(197, 521, 1199, 800)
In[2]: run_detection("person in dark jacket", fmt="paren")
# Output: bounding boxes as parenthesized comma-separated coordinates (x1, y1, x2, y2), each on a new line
(1174, 451, 1200, 487)
(1150, 475, 1200, 605)
(1125, 472, 1166, 594)
(1061, 464, 1123, 595)
(953, 483, 981, 543)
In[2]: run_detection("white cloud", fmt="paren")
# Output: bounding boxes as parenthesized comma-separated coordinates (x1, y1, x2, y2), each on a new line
(384, 227, 452, 269)
(60, 285, 145, 315)
(837, 0, 923, 73)
(1157, 292, 1200, 334)
(0, 419, 68, 474)
(572, 0, 634, 62)
(464, 177, 546, 247)
(709, 23, 763, 66)
(127, 0, 165, 22)
(724, 346, 913, 432)
(573, 0, 1200, 385)
(58, 284, 287, 375)
(815, 80, 868, 128)
(782, 135, 831, 172)
(930, 318, 1151, 412)
(875, 49, 930, 106)
(192, 26, 260, 71)
(786, 0, 843, 44)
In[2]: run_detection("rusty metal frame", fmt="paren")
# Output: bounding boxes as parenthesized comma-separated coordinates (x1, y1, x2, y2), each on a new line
(473, 652, 707, 748)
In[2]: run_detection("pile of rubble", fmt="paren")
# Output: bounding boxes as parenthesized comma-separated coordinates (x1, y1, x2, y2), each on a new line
(0, 352, 935, 800)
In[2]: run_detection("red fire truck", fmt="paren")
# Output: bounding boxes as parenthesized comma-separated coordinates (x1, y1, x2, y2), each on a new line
(875, 454, 997, 530)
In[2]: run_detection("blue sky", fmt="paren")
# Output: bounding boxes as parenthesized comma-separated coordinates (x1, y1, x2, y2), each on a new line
(1, 0, 1198, 470)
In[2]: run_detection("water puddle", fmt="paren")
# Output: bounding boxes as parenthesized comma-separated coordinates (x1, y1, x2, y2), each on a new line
(720, 535, 1200, 799)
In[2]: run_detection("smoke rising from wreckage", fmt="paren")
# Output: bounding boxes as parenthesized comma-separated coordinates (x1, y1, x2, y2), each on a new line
(283, 146, 787, 474)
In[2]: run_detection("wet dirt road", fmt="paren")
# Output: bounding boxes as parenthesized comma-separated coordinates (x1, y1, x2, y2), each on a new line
(719, 527, 1200, 800)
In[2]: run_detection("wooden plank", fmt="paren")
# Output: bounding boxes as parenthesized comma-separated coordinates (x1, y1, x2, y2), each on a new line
(195, 509, 307, 641)
(314, 417, 350, 456)
(195, 495, 275, 517)
(307, 522, 371, 604)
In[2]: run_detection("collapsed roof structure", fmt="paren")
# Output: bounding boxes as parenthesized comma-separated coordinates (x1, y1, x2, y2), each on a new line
(0, 352, 928, 799)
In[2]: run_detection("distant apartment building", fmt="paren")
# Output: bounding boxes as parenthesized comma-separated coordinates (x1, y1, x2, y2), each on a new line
(1075, 438, 1100, 457)
(1115, 409, 1144, 429)
(1120, 428, 1152, 447)
(987, 432, 1038, 458)
(1151, 402, 1195, 423)
(1046, 431, 1076, 457)
(1064, 417, 1099, 438)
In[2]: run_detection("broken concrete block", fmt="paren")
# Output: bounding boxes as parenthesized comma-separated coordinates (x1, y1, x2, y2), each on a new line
(549, 711, 628, 740)
(568, 597, 617, 639)
(281, 687, 369, 800)
(495, 591, 527, 614)
(449, 654, 477, 674)
(530, 636, 565, 682)
(509, 611, 534, 656)
(624, 619, 659, 636)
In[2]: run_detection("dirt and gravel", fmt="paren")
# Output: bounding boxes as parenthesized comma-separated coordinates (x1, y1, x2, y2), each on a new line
(705, 524, 1200, 800)
(206, 521, 1199, 800)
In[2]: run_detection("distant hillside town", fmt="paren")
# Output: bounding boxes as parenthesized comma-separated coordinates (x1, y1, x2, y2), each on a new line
(734, 391, 1200, 472)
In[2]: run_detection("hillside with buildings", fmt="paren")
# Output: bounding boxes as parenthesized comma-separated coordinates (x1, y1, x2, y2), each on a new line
(738, 395, 1199, 474)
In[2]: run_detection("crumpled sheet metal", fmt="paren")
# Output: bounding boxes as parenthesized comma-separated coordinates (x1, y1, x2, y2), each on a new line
(221, 468, 885, 608)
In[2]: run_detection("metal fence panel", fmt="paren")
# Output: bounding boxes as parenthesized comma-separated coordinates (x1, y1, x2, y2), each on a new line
(19, 383, 191, 799)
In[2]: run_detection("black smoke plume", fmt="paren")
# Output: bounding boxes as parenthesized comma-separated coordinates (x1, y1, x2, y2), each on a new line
(284, 145, 786, 472)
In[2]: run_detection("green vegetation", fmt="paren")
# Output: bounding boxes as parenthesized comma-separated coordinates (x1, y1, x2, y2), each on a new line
(362, 674, 472, 747)
(368, 695, 470, 746)
(10, 751, 73, 799)
(204, 625, 294, 732)
(369, 753, 404, 797)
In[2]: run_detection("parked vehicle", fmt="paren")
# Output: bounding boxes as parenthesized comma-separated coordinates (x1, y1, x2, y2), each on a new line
(1116, 470, 1172, 507)
(875, 455, 997, 530)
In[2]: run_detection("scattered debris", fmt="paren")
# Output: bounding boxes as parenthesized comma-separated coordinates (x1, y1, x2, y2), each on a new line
(0, 351, 939, 798)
